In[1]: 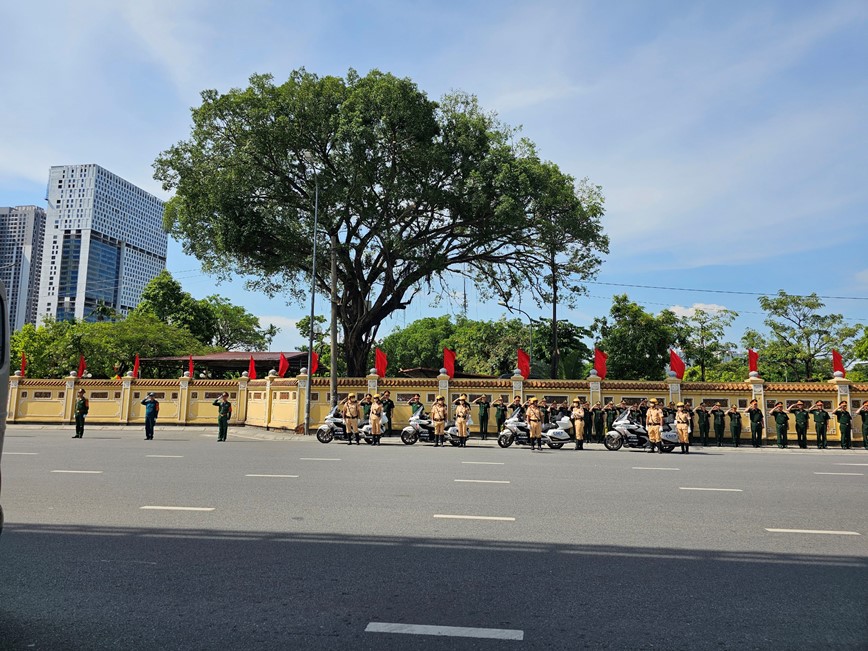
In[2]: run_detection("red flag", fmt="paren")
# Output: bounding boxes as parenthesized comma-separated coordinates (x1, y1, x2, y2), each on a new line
(132, 354, 140, 379)
(443, 348, 456, 378)
(188, 355, 194, 378)
(594, 347, 608, 380)
(248, 355, 257, 380)
(517, 348, 530, 379)
(375, 347, 387, 377)
(832, 349, 846, 377)
(20, 352, 27, 376)
(748, 349, 758, 373)
(669, 349, 685, 380)
(310, 351, 319, 375)
(77, 355, 86, 378)
(278, 352, 289, 378)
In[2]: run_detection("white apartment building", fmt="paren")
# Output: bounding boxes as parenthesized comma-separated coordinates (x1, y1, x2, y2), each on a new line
(0, 205, 46, 329)
(35, 164, 166, 322)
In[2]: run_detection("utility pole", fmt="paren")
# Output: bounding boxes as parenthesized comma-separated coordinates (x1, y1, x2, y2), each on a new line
(330, 233, 338, 407)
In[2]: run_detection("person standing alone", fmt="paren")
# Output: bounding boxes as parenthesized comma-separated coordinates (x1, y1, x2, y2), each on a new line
(73, 389, 89, 438)
(213, 392, 232, 442)
(141, 392, 160, 440)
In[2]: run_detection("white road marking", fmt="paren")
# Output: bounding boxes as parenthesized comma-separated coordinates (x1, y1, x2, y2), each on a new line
(365, 622, 523, 641)
(245, 474, 299, 478)
(140, 506, 215, 512)
(834, 463, 868, 466)
(632, 467, 680, 471)
(461, 461, 504, 465)
(454, 479, 511, 484)
(146, 455, 184, 458)
(679, 487, 743, 492)
(51, 470, 103, 474)
(6, 452, 38, 455)
(433, 514, 515, 522)
(299, 457, 341, 461)
(814, 472, 864, 476)
(765, 528, 860, 536)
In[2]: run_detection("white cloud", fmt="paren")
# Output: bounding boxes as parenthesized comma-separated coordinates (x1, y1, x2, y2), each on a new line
(668, 303, 729, 318)
(257, 315, 304, 352)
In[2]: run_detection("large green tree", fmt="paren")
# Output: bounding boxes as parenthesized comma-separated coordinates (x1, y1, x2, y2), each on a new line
(677, 307, 738, 382)
(742, 291, 861, 381)
(592, 295, 678, 380)
(379, 315, 455, 371)
(154, 68, 607, 375)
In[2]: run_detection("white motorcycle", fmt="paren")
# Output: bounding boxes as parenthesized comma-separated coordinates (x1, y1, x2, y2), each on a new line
(497, 414, 572, 449)
(603, 410, 678, 453)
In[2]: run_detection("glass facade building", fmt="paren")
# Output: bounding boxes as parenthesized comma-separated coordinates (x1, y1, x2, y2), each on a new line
(0, 205, 46, 330)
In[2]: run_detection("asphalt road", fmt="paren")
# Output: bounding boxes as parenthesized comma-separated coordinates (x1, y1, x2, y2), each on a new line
(1, 425, 866, 650)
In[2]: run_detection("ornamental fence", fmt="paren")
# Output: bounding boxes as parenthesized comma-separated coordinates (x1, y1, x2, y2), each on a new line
(5, 370, 867, 445)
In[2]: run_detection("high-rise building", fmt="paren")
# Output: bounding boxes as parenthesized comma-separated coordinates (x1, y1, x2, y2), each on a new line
(0, 205, 46, 330)
(35, 164, 167, 322)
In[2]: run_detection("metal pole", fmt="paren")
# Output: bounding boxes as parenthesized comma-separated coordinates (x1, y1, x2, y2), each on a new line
(330, 233, 338, 407)
(498, 301, 534, 370)
(304, 172, 319, 436)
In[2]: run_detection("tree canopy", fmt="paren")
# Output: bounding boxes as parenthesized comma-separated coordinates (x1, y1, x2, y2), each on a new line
(154, 68, 608, 375)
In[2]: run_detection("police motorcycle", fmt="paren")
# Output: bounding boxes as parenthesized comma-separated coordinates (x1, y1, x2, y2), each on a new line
(497, 413, 572, 449)
(316, 405, 375, 444)
(603, 409, 678, 453)
(400, 407, 461, 446)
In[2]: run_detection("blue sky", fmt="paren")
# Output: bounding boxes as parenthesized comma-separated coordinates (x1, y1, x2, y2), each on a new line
(2, 0, 867, 354)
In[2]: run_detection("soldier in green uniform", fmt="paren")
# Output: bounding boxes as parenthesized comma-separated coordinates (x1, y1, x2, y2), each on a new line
(770, 402, 789, 448)
(213, 392, 232, 442)
(857, 400, 868, 450)
(726, 405, 742, 447)
(407, 393, 424, 416)
(833, 400, 852, 449)
(808, 400, 830, 449)
(473, 395, 491, 440)
(582, 401, 594, 444)
(788, 401, 809, 449)
(711, 403, 726, 447)
(360, 393, 373, 421)
(605, 401, 617, 433)
(380, 390, 395, 436)
(747, 399, 764, 447)
(73, 389, 89, 438)
(592, 402, 604, 443)
(494, 397, 509, 434)
(696, 403, 711, 447)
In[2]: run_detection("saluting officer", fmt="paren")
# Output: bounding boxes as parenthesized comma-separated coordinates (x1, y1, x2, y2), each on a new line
(683, 402, 695, 444)
(408, 393, 424, 416)
(212, 392, 232, 442)
(494, 397, 509, 434)
(141, 392, 160, 440)
(591, 402, 604, 443)
(808, 400, 830, 449)
(526, 397, 543, 451)
(369, 394, 384, 445)
(696, 403, 711, 447)
(646, 398, 664, 453)
(788, 401, 809, 449)
(770, 401, 789, 448)
(454, 394, 471, 447)
(571, 399, 585, 450)
(509, 395, 525, 419)
(73, 389, 89, 439)
(341, 392, 361, 445)
(431, 396, 448, 447)
(833, 400, 852, 449)
(638, 399, 649, 428)
(857, 400, 868, 450)
(380, 390, 395, 437)
(675, 402, 690, 454)
(605, 402, 617, 433)
(727, 405, 742, 447)
(473, 395, 491, 440)
(360, 393, 373, 421)
(747, 399, 764, 447)
(582, 401, 594, 444)
(710, 402, 726, 447)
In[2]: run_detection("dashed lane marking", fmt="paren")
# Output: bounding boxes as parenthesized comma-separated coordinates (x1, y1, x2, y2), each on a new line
(461, 461, 505, 465)
(245, 474, 299, 478)
(433, 514, 515, 522)
(632, 467, 680, 471)
(454, 479, 511, 484)
(814, 472, 864, 476)
(679, 487, 743, 492)
(365, 622, 523, 641)
(51, 470, 103, 474)
(834, 463, 868, 466)
(299, 457, 341, 461)
(140, 506, 215, 512)
(146, 455, 184, 458)
(6, 452, 38, 455)
(765, 528, 860, 536)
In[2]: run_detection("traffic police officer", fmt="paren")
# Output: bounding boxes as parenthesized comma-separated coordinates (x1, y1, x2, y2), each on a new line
(571, 399, 585, 450)
(833, 400, 852, 449)
(454, 394, 470, 447)
(369, 394, 384, 445)
(808, 400, 830, 449)
(526, 397, 543, 451)
(341, 392, 361, 445)
(747, 399, 764, 447)
(646, 398, 664, 453)
(212, 392, 232, 442)
(675, 402, 690, 454)
(431, 396, 448, 446)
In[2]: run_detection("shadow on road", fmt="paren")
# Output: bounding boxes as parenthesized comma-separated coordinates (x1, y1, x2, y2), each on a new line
(1, 523, 865, 650)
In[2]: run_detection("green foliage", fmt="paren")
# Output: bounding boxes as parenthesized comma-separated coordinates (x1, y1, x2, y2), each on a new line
(380, 316, 455, 370)
(742, 291, 860, 381)
(154, 68, 607, 375)
(676, 308, 738, 382)
(207, 295, 270, 351)
(12, 313, 211, 378)
(449, 318, 528, 377)
(592, 295, 678, 380)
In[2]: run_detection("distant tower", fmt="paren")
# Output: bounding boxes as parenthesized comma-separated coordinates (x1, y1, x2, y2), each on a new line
(0, 205, 46, 329)
(35, 164, 167, 322)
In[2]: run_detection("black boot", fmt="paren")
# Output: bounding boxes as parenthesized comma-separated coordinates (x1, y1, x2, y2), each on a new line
(647, 443, 655, 453)
(575, 440, 580, 450)
(685, 444, 690, 454)
(658, 443, 664, 453)
(579, 440, 583, 450)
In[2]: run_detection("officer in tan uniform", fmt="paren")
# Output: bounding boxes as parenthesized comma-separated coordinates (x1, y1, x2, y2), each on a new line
(675, 402, 690, 454)
(431, 395, 448, 447)
(526, 397, 543, 451)
(341, 392, 361, 445)
(454, 394, 471, 447)
(369, 394, 384, 445)
(571, 399, 585, 450)
(646, 398, 664, 453)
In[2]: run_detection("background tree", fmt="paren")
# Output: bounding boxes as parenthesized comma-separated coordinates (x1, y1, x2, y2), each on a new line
(530, 318, 593, 379)
(154, 68, 607, 375)
(592, 295, 678, 380)
(742, 291, 860, 381)
(134, 270, 216, 345)
(207, 295, 274, 351)
(379, 315, 455, 371)
(676, 307, 738, 382)
(450, 318, 528, 377)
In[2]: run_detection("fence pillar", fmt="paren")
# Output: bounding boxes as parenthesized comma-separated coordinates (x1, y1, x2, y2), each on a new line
(746, 371, 765, 442)
(666, 374, 681, 405)
(8, 371, 21, 423)
(64, 372, 77, 422)
(178, 373, 191, 424)
(511, 369, 524, 401)
(438, 369, 449, 401)
(830, 373, 851, 442)
(367, 369, 379, 397)
(121, 372, 133, 424)
(588, 371, 602, 405)
(297, 370, 309, 433)
(236, 374, 250, 424)
(263, 372, 274, 430)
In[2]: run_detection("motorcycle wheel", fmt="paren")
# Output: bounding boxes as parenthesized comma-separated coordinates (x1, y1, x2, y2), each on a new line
(316, 428, 333, 444)
(603, 432, 623, 451)
(497, 434, 513, 448)
(449, 439, 460, 447)
(400, 429, 418, 445)
(660, 442, 676, 453)
(547, 442, 564, 449)
(364, 437, 373, 445)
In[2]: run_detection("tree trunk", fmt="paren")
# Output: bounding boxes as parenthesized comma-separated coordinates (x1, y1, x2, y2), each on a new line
(550, 259, 560, 380)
